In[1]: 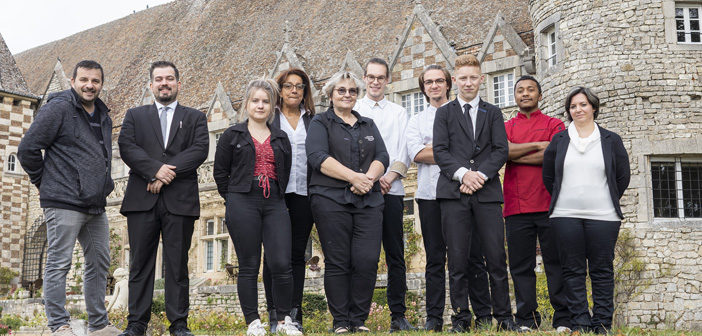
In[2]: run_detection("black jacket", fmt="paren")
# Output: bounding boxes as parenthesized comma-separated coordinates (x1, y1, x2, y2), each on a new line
(433, 98, 508, 202)
(542, 125, 631, 219)
(18, 89, 114, 214)
(118, 103, 209, 217)
(213, 120, 292, 199)
(306, 108, 389, 191)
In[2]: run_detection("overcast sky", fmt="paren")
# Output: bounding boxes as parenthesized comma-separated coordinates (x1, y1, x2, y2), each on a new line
(0, 0, 173, 55)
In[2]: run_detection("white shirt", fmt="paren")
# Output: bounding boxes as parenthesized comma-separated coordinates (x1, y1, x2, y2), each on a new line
(406, 102, 447, 200)
(551, 123, 619, 221)
(355, 96, 410, 196)
(154, 100, 177, 145)
(451, 95, 488, 183)
(279, 108, 308, 196)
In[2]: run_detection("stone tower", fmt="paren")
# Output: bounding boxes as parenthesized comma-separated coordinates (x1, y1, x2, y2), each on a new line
(529, 0, 702, 330)
(0, 33, 39, 273)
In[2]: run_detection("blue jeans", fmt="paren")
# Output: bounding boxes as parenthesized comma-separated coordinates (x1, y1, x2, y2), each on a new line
(44, 208, 110, 332)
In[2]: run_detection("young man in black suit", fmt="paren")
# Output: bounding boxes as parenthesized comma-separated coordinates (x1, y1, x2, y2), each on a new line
(432, 54, 517, 332)
(117, 61, 209, 336)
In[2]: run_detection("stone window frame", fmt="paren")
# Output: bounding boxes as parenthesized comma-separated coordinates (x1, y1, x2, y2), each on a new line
(6, 153, 18, 173)
(534, 12, 563, 76)
(400, 91, 427, 118)
(650, 156, 702, 220)
(663, 0, 702, 50)
(490, 71, 516, 108)
(200, 217, 230, 273)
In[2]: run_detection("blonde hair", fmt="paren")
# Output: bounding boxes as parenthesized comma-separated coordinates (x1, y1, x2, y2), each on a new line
(454, 54, 481, 69)
(242, 78, 279, 124)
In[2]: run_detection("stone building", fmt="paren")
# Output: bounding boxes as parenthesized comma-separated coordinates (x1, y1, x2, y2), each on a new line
(4, 0, 701, 330)
(0, 33, 39, 274)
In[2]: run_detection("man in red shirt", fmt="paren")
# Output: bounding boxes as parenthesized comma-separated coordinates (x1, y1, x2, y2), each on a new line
(504, 76, 570, 332)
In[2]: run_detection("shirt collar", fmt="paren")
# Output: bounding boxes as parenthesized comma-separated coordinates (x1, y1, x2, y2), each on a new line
(361, 95, 388, 109)
(155, 100, 178, 111)
(426, 101, 449, 113)
(517, 109, 543, 119)
(456, 95, 480, 112)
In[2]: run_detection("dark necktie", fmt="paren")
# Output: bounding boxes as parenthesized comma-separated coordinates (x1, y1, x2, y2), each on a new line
(463, 103, 474, 138)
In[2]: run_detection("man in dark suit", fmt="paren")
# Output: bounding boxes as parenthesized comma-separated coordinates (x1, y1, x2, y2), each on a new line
(118, 61, 209, 336)
(432, 54, 517, 332)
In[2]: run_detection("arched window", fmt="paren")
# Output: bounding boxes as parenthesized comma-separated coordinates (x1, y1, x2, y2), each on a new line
(7, 154, 17, 172)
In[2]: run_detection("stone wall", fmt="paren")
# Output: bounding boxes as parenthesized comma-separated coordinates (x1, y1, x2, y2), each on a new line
(530, 0, 702, 330)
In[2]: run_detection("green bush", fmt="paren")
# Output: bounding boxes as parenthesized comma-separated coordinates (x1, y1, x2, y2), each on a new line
(301, 292, 327, 313)
(151, 293, 166, 315)
(154, 278, 165, 290)
(0, 315, 23, 331)
(372, 288, 388, 307)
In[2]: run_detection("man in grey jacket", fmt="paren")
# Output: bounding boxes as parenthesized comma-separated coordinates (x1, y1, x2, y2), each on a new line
(18, 60, 120, 336)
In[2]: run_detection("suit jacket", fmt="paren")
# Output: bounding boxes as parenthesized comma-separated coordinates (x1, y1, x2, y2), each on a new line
(118, 103, 209, 217)
(433, 98, 508, 202)
(542, 125, 630, 219)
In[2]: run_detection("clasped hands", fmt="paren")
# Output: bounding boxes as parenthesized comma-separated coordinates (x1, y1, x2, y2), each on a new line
(147, 164, 177, 194)
(460, 170, 486, 195)
(349, 172, 376, 196)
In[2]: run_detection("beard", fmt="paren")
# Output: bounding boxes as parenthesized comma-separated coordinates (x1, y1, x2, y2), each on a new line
(154, 86, 178, 104)
(78, 88, 98, 104)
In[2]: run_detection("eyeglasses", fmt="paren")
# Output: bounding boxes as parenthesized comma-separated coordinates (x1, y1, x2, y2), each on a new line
(334, 87, 359, 96)
(423, 78, 447, 86)
(282, 83, 306, 91)
(365, 75, 387, 82)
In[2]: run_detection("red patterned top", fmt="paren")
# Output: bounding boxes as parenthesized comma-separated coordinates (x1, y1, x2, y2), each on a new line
(253, 135, 276, 198)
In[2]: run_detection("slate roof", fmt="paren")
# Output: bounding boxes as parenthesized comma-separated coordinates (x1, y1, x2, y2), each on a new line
(14, 0, 532, 123)
(0, 33, 38, 98)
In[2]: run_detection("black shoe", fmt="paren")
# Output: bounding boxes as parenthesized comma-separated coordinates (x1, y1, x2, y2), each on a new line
(389, 317, 417, 332)
(353, 325, 371, 333)
(424, 318, 443, 332)
(170, 328, 194, 336)
(118, 327, 145, 336)
(269, 310, 278, 333)
(592, 325, 610, 335)
(448, 320, 471, 333)
(497, 319, 521, 332)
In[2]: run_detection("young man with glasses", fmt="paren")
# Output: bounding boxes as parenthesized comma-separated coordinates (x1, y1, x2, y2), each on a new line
(354, 58, 414, 332)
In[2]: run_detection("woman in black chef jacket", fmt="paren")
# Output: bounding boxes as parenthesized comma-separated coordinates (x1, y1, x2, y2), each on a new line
(305, 71, 389, 334)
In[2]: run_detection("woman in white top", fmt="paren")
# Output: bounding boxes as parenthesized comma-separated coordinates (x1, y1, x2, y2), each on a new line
(542, 87, 630, 335)
(262, 68, 316, 333)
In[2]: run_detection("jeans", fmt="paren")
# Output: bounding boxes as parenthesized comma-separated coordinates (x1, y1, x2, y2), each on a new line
(44, 208, 110, 332)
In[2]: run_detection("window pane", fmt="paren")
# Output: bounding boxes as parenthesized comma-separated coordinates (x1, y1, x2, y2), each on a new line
(401, 94, 410, 110)
(219, 218, 228, 234)
(692, 32, 701, 42)
(681, 163, 702, 218)
(691, 20, 700, 31)
(678, 32, 687, 42)
(676, 7, 684, 18)
(206, 241, 213, 270)
(677, 19, 686, 31)
(219, 239, 229, 266)
(690, 8, 699, 19)
(652, 162, 678, 217)
(206, 220, 214, 235)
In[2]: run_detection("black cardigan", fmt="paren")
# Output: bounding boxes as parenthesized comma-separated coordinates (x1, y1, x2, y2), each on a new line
(542, 125, 630, 219)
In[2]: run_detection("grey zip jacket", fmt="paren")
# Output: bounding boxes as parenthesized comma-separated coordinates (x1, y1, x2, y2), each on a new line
(18, 89, 114, 214)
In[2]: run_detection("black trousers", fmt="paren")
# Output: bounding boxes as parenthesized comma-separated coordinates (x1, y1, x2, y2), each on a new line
(417, 199, 491, 322)
(262, 193, 315, 322)
(226, 181, 293, 325)
(310, 194, 382, 329)
(550, 217, 620, 330)
(382, 194, 407, 318)
(506, 212, 569, 328)
(439, 195, 513, 323)
(126, 196, 194, 333)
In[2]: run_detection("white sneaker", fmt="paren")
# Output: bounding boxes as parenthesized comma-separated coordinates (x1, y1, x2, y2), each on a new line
(247, 319, 267, 336)
(556, 326, 572, 333)
(277, 316, 303, 335)
(519, 326, 533, 332)
(53, 325, 77, 336)
(89, 324, 121, 336)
